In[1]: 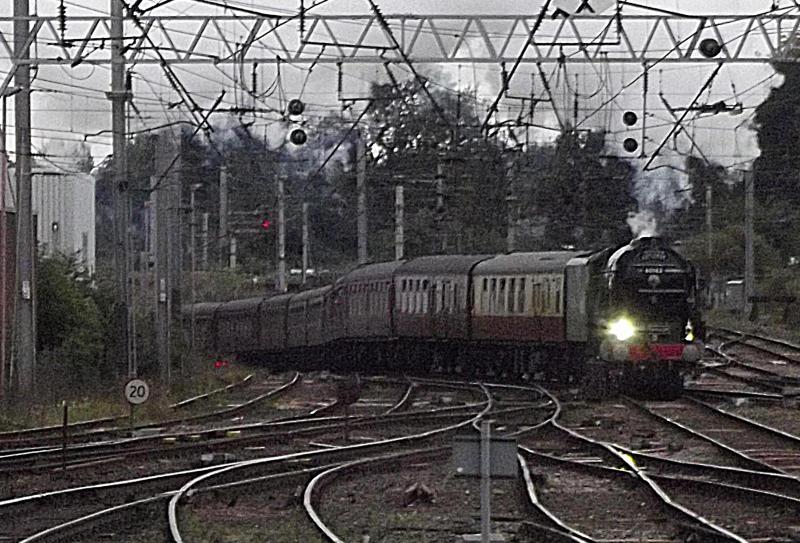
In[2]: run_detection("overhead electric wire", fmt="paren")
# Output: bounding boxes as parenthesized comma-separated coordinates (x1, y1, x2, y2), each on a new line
(575, 3, 799, 129)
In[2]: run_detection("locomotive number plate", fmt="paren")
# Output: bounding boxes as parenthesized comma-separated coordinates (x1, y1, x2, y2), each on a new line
(641, 250, 667, 261)
(644, 267, 664, 274)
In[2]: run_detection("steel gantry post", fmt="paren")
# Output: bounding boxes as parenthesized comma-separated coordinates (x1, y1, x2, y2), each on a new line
(13, 0, 35, 396)
(356, 135, 368, 265)
(109, 0, 132, 377)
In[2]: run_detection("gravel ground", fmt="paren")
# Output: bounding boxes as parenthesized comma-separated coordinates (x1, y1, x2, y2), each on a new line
(715, 398, 800, 436)
(528, 456, 683, 542)
(318, 454, 527, 542)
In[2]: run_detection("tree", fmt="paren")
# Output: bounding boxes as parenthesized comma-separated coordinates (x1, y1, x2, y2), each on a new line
(520, 130, 636, 249)
(752, 48, 800, 258)
(681, 224, 782, 279)
(356, 78, 510, 258)
(36, 254, 111, 387)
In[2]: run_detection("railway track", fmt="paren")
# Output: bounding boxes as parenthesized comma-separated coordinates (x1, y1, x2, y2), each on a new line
(299, 381, 551, 542)
(6, 347, 800, 541)
(631, 397, 800, 475)
(708, 327, 800, 391)
(519, 386, 800, 542)
(1, 375, 491, 542)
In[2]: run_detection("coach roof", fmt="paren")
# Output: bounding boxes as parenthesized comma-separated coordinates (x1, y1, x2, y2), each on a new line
(216, 296, 266, 313)
(397, 255, 492, 276)
(337, 260, 406, 284)
(473, 252, 582, 275)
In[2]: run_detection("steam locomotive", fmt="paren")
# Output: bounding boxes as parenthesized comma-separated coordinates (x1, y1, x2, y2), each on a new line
(187, 236, 703, 397)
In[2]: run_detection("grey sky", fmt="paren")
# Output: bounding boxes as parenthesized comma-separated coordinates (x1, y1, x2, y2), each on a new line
(0, 0, 792, 195)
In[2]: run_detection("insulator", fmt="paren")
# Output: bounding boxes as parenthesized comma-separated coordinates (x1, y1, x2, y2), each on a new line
(58, 0, 67, 39)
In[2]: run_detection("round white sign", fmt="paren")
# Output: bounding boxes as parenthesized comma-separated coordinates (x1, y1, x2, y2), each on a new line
(124, 379, 150, 405)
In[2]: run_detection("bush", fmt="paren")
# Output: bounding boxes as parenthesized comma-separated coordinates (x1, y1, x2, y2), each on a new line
(36, 254, 111, 397)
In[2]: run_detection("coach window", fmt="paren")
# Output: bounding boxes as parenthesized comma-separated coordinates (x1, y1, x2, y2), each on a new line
(543, 278, 549, 314)
(555, 280, 562, 315)
(447, 282, 453, 313)
(481, 278, 488, 312)
(518, 278, 527, 314)
(509, 278, 517, 313)
(500, 278, 508, 315)
(489, 278, 497, 314)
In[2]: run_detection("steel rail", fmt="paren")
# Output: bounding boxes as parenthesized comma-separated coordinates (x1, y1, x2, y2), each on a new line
(16, 460, 348, 542)
(0, 372, 298, 447)
(166, 381, 493, 542)
(536, 385, 750, 542)
(0, 397, 489, 471)
(517, 453, 596, 543)
(382, 380, 416, 415)
(168, 373, 254, 409)
(520, 446, 800, 537)
(625, 398, 792, 475)
(303, 447, 447, 542)
(688, 396, 800, 447)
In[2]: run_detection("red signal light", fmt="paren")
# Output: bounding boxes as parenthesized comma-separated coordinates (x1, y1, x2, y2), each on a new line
(214, 359, 229, 369)
(261, 218, 271, 230)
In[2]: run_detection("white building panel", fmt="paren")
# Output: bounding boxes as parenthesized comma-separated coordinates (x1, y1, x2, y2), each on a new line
(7, 166, 95, 273)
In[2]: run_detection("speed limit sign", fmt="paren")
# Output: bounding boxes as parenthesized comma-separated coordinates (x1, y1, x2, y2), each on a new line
(124, 379, 150, 405)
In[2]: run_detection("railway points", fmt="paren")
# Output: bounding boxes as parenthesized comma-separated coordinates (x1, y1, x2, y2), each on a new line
(2, 366, 800, 540)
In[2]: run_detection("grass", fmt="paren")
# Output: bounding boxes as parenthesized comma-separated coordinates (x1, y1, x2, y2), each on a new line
(0, 359, 255, 432)
(180, 506, 325, 543)
(708, 308, 800, 344)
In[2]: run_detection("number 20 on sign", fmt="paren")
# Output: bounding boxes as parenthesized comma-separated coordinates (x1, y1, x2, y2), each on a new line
(125, 379, 150, 405)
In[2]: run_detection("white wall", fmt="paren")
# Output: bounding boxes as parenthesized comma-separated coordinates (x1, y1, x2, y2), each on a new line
(6, 166, 96, 273)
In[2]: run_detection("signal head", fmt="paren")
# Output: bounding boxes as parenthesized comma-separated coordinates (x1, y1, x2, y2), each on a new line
(623, 138, 638, 153)
(287, 99, 305, 116)
(699, 38, 722, 58)
(622, 111, 638, 126)
(290, 128, 307, 145)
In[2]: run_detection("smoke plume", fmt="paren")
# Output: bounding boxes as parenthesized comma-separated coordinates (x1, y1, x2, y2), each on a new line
(626, 209, 659, 239)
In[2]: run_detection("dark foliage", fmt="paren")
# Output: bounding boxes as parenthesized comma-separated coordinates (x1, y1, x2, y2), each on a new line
(519, 130, 636, 250)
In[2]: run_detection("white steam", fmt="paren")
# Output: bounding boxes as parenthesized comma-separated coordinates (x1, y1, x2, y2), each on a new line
(626, 209, 659, 239)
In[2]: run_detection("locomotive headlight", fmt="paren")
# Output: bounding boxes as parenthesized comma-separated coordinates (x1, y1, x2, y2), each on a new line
(685, 320, 695, 342)
(608, 317, 636, 341)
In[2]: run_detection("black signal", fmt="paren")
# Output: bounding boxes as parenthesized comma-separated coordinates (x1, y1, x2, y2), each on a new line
(622, 111, 638, 126)
(287, 99, 305, 116)
(290, 128, 307, 145)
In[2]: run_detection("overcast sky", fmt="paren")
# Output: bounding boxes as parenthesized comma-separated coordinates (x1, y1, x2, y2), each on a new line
(0, 0, 794, 205)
